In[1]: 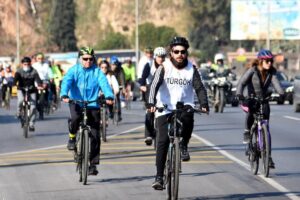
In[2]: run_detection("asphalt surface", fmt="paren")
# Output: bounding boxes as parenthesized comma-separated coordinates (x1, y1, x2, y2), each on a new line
(0, 99, 299, 200)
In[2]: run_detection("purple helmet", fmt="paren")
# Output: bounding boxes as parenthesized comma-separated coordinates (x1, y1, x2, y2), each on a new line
(257, 49, 274, 59)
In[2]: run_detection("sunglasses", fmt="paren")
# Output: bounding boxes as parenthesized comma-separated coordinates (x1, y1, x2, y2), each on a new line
(263, 58, 273, 63)
(172, 50, 187, 55)
(82, 57, 93, 61)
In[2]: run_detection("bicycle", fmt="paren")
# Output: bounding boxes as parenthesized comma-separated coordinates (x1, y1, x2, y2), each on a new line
(19, 86, 33, 138)
(157, 102, 206, 200)
(69, 99, 98, 185)
(98, 97, 108, 142)
(3, 85, 11, 110)
(244, 96, 272, 177)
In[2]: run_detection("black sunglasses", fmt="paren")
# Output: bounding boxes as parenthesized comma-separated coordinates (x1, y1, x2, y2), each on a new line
(82, 57, 93, 61)
(264, 58, 273, 63)
(172, 50, 187, 55)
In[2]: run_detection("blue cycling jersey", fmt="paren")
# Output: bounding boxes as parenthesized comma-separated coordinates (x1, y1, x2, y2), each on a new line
(60, 63, 114, 108)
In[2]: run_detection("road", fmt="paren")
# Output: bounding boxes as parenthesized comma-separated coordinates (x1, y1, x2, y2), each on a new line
(0, 99, 299, 200)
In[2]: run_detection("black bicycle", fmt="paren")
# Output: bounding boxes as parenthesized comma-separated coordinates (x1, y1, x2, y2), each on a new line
(158, 102, 206, 200)
(19, 86, 33, 138)
(99, 99, 107, 142)
(244, 96, 272, 177)
(69, 99, 98, 185)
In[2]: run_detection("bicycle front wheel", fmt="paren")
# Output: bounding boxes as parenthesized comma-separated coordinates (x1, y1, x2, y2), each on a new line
(171, 137, 180, 200)
(23, 105, 29, 138)
(82, 130, 89, 185)
(249, 130, 259, 175)
(261, 124, 270, 177)
(166, 145, 173, 200)
(101, 107, 107, 142)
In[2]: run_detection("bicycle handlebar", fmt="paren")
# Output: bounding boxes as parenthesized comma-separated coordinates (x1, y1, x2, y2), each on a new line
(68, 99, 99, 106)
(156, 104, 208, 114)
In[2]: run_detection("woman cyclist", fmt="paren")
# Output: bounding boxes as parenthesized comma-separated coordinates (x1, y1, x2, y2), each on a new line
(99, 60, 120, 119)
(236, 49, 284, 169)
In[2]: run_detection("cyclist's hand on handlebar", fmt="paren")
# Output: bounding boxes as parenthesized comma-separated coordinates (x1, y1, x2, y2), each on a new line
(61, 95, 70, 103)
(146, 103, 156, 113)
(106, 99, 113, 105)
(200, 104, 209, 114)
(37, 86, 44, 90)
(140, 86, 147, 92)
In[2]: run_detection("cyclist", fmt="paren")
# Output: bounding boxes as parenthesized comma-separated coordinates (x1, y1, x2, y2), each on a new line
(50, 60, 63, 108)
(138, 47, 167, 145)
(122, 58, 136, 102)
(99, 60, 120, 119)
(1, 65, 14, 107)
(147, 37, 209, 189)
(32, 53, 53, 119)
(13, 57, 43, 131)
(236, 49, 284, 169)
(137, 46, 154, 84)
(110, 56, 125, 121)
(60, 47, 114, 175)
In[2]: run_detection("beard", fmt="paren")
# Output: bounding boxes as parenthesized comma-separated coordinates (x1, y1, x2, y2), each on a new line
(170, 57, 188, 69)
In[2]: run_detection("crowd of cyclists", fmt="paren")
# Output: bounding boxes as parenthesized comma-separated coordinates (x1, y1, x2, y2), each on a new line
(0, 36, 285, 191)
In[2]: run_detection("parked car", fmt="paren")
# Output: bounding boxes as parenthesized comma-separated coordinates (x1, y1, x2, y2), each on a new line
(293, 75, 300, 112)
(270, 71, 293, 104)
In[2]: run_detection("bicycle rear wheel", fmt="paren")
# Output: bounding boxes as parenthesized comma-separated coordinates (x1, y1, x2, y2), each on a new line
(261, 124, 270, 177)
(101, 107, 107, 142)
(23, 105, 29, 138)
(171, 137, 180, 200)
(82, 130, 89, 185)
(249, 130, 259, 175)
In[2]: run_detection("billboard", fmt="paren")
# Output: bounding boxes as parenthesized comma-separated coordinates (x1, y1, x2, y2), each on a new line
(231, 0, 300, 40)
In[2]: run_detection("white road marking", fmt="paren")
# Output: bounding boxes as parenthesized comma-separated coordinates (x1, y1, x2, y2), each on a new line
(192, 134, 300, 200)
(0, 125, 144, 156)
(284, 116, 300, 121)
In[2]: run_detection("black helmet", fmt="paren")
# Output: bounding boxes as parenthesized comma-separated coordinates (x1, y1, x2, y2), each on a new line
(21, 57, 31, 63)
(170, 36, 189, 49)
(78, 47, 95, 57)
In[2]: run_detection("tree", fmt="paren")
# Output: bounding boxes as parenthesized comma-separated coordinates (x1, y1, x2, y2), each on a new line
(48, 0, 77, 52)
(187, 0, 255, 60)
(136, 23, 177, 50)
(97, 32, 130, 50)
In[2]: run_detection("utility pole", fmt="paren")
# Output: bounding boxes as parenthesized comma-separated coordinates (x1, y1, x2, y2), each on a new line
(135, 0, 139, 66)
(266, 0, 271, 49)
(16, 0, 20, 65)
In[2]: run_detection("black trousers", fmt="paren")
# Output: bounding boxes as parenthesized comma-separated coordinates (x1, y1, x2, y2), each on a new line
(155, 111, 194, 176)
(245, 102, 270, 131)
(69, 103, 100, 165)
(145, 111, 155, 138)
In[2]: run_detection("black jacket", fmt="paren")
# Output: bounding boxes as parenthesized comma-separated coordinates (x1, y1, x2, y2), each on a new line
(13, 67, 42, 93)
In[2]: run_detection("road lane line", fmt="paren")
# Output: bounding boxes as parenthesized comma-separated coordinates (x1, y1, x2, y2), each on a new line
(0, 125, 144, 156)
(284, 116, 300, 121)
(192, 134, 300, 200)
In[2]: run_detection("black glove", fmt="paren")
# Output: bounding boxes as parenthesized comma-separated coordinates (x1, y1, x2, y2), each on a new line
(200, 104, 209, 112)
(236, 94, 245, 101)
(278, 94, 285, 103)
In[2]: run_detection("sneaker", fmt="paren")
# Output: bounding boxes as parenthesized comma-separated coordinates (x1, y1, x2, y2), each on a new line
(117, 116, 122, 122)
(88, 165, 99, 176)
(269, 157, 275, 169)
(181, 144, 190, 161)
(243, 131, 250, 144)
(67, 138, 76, 150)
(145, 137, 152, 146)
(29, 125, 35, 132)
(152, 176, 163, 190)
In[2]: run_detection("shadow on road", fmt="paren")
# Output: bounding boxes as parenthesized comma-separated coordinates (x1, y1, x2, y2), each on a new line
(181, 191, 300, 200)
(0, 159, 73, 168)
(96, 175, 154, 184)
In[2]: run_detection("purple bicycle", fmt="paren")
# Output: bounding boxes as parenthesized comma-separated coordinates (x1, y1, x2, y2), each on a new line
(243, 96, 272, 177)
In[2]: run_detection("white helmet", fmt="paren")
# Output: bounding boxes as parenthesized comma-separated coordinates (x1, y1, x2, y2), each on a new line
(214, 53, 225, 63)
(154, 47, 167, 57)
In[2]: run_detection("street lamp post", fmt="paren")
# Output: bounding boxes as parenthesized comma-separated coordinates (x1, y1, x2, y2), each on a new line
(16, 0, 20, 65)
(135, 0, 139, 65)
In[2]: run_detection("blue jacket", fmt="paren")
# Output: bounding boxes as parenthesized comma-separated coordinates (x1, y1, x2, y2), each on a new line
(60, 63, 114, 108)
